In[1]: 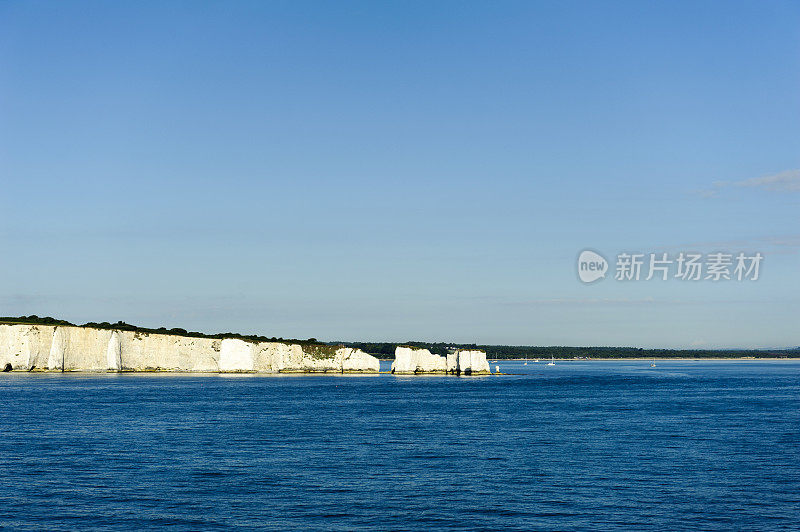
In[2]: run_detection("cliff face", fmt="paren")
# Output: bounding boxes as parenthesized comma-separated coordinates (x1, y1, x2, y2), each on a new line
(0, 324, 379, 373)
(391, 346, 490, 375)
(121, 332, 220, 372)
(0, 324, 57, 371)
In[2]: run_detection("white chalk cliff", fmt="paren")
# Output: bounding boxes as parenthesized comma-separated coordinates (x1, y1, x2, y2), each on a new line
(391, 346, 490, 375)
(0, 323, 379, 373)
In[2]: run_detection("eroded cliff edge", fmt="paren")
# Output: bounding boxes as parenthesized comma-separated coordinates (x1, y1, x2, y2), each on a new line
(0, 324, 379, 373)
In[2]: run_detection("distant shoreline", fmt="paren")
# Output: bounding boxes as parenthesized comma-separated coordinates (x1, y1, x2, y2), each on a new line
(377, 357, 800, 361)
(484, 357, 800, 361)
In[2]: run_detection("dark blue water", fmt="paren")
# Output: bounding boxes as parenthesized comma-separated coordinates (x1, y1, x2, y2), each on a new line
(1, 361, 799, 530)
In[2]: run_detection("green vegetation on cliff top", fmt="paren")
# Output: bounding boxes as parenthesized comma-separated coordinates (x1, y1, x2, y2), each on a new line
(0, 315, 330, 348)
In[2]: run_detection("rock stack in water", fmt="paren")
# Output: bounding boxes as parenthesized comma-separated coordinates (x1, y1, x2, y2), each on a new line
(391, 346, 490, 375)
(390, 346, 447, 374)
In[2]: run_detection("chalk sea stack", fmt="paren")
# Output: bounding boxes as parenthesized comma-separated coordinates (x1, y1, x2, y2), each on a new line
(391, 346, 490, 375)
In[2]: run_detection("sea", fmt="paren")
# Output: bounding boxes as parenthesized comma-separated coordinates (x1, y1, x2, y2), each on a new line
(1, 360, 798, 531)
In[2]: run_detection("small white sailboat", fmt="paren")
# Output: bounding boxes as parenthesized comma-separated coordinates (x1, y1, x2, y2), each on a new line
(547, 356, 555, 366)
(650, 359, 656, 368)
(524, 355, 528, 366)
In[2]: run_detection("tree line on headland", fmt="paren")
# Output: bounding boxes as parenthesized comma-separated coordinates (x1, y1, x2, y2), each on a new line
(2, 316, 796, 359)
(0, 315, 316, 346)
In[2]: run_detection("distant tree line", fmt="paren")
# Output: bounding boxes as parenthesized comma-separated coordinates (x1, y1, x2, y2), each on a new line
(339, 341, 800, 359)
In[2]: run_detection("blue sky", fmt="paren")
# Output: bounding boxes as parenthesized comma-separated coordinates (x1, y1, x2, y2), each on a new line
(1, 1, 798, 348)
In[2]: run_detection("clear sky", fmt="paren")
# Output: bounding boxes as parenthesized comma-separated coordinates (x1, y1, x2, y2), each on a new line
(1, 1, 798, 348)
